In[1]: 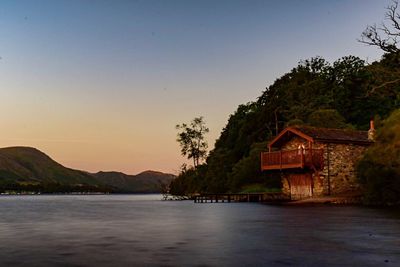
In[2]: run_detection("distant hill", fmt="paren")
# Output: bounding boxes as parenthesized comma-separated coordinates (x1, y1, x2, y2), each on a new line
(94, 170, 175, 193)
(0, 146, 175, 193)
(0, 147, 97, 186)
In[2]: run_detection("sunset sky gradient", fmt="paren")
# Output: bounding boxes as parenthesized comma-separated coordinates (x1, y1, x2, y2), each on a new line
(0, 0, 386, 174)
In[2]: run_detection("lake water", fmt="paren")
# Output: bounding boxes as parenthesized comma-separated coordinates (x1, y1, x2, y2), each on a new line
(0, 194, 399, 267)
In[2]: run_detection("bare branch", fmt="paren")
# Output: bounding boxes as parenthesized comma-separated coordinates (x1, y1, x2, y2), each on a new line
(386, 1, 400, 29)
(367, 78, 400, 96)
(359, 0, 400, 53)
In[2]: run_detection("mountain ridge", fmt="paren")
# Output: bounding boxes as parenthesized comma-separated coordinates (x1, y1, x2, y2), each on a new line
(0, 146, 175, 193)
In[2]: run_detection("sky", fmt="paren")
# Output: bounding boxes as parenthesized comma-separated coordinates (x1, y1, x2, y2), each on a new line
(0, 0, 388, 174)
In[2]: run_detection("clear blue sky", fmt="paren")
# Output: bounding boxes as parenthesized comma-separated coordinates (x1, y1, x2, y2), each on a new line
(0, 0, 387, 174)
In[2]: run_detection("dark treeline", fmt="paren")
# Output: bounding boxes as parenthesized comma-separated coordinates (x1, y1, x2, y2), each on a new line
(170, 52, 400, 198)
(0, 182, 169, 194)
(0, 182, 114, 194)
(357, 109, 400, 205)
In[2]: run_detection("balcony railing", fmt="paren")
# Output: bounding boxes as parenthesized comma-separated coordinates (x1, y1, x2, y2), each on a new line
(261, 149, 324, 171)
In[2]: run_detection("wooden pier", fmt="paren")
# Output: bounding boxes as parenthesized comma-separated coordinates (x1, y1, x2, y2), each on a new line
(193, 193, 289, 203)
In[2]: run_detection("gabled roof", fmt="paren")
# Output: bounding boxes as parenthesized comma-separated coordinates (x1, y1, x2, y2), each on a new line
(268, 126, 372, 149)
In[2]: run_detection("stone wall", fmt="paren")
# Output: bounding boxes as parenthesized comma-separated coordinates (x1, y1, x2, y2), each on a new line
(278, 136, 368, 198)
(318, 143, 367, 196)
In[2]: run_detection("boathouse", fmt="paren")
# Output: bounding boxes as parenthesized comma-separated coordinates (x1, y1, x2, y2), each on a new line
(261, 122, 375, 200)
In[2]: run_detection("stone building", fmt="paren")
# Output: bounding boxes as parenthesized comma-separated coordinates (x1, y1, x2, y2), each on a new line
(261, 123, 375, 200)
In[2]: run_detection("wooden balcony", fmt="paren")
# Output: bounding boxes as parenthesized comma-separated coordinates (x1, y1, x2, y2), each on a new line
(261, 149, 324, 171)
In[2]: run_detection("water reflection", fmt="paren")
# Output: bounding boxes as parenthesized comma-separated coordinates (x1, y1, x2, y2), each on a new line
(0, 195, 399, 266)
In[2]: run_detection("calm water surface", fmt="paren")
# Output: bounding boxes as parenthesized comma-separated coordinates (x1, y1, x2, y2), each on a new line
(0, 194, 399, 267)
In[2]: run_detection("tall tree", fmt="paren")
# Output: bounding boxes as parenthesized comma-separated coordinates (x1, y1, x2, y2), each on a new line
(176, 117, 209, 168)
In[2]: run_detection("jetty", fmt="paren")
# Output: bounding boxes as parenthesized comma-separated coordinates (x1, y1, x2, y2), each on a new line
(193, 192, 289, 203)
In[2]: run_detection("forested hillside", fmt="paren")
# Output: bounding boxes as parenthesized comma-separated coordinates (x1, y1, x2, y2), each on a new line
(170, 52, 400, 195)
(0, 147, 175, 193)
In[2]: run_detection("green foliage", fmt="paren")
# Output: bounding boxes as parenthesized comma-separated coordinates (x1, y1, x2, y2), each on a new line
(169, 164, 207, 195)
(357, 109, 400, 205)
(176, 117, 209, 168)
(285, 119, 304, 127)
(307, 109, 350, 129)
(228, 142, 281, 192)
(172, 53, 400, 195)
(240, 184, 281, 193)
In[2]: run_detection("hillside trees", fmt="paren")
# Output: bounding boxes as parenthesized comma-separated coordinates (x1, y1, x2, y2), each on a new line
(168, 2, 400, 197)
(357, 109, 400, 205)
(307, 109, 350, 129)
(227, 142, 281, 192)
(170, 54, 400, 195)
(169, 164, 207, 196)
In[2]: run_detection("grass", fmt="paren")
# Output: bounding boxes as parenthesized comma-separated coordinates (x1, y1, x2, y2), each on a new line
(239, 184, 282, 193)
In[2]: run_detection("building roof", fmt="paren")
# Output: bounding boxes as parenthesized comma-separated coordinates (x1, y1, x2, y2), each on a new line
(269, 125, 372, 148)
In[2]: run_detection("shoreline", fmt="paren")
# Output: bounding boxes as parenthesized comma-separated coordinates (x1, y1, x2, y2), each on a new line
(283, 196, 363, 206)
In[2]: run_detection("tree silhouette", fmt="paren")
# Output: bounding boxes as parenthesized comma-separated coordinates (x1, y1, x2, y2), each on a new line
(176, 117, 209, 168)
(359, 0, 400, 53)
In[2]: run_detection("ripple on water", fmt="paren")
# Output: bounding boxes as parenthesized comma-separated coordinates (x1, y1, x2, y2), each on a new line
(0, 195, 399, 267)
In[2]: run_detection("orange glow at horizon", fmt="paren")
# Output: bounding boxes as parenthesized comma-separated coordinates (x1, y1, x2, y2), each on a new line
(0, 0, 384, 174)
